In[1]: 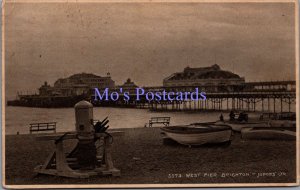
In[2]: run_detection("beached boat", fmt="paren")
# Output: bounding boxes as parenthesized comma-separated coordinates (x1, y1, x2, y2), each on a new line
(223, 121, 269, 132)
(160, 124, 232, 146)
(259, 112, 296, 128)
(241, 127, 296, 140)
(259, 112, 296, 121)
(268, 120, 296, 128)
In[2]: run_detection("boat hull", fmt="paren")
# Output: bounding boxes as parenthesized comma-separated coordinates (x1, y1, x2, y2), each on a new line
(241, 127, 296, 140)
(226, 122, 268, 132)
(268, 120, 296, 128)
(161, 125, 232, 146)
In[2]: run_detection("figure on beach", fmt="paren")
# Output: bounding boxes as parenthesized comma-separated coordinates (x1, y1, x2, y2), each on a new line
(238, 112, 248, 122)
(229, 110, 235, 121)
(219, 114, 224, 122)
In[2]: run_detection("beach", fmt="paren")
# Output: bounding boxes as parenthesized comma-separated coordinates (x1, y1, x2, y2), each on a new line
(5, 127, 296, 185)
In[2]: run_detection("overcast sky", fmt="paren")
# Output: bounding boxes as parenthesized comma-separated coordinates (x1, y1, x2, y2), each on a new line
(5, 2, 296, 99)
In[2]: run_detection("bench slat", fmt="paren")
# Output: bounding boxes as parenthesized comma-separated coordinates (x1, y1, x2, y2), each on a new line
(148, 117, 170, 127)
(29, 122, 57, 134)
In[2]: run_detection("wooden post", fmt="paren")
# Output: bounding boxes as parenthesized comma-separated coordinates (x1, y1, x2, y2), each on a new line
(227, 98, 229, 111)
(247, 99, 250, 112)
(288, 97, 291, 112)
(241, 98, 244, 110)
(268, 97, 270, 112)
(280, 97, 283, 113)
(207, 99, 209, 110)
(273, 98, 276, 113)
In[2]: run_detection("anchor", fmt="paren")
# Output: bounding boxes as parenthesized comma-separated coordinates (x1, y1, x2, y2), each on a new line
(34, 100, 123, 178)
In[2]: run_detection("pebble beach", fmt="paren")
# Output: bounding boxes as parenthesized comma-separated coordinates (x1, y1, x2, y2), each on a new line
(5, 127, 297, 185)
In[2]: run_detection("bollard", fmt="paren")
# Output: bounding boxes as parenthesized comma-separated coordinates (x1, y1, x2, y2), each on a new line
(74, 100, 96, 169)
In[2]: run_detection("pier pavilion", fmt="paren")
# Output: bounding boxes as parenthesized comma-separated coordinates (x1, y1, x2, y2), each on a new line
(163, 64, 245, 92)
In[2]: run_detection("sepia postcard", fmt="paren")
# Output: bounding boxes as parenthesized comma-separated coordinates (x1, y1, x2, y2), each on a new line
(2, 0, 299, 188)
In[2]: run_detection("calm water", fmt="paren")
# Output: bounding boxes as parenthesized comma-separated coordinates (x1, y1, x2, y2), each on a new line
(5, 106, 228, 135)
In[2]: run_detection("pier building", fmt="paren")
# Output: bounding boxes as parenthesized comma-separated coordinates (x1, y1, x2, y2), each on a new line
(38, 81, 54, 96)
(163, 64, 245, 92)
(39, 73, 115, 96)
(117, 78, 139, 93)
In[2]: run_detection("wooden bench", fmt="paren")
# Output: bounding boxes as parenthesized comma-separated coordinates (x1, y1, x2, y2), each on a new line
(148, 117, 170, 127)
(29, 122, 57, 134)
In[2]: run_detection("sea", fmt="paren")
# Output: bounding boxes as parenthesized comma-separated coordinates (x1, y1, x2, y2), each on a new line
(5, 106, 228, 135)
(5, 103, 294, 135)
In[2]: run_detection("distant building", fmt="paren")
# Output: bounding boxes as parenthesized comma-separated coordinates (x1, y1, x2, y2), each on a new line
(117, 78, 138, 93)
(38, 81, 54, 96)
(163, 64, 245, 92)
(38, 72, 115, 96)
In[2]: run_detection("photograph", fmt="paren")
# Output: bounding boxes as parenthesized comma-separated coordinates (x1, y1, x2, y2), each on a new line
(2, 0, 299, 188)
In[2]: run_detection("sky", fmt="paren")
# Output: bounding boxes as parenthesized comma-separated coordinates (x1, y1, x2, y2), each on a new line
(4, 2, 296, 99)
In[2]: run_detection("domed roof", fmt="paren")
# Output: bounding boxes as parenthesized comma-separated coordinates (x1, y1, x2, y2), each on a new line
(69, 73, 101, 79)
(197, 70, 241, 79)
(74, 100, 93, 108)
(166, 65, 242, 81)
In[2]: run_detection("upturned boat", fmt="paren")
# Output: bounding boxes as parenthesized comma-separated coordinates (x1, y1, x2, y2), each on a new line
(160, 123, 232, 146)
(268, 120, 296, 128)
(241, 127, 296, 140)
(223, 121, 268, 132)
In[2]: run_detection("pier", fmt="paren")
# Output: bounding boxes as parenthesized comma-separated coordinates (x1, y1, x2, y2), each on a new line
(92, 80, 296, 113)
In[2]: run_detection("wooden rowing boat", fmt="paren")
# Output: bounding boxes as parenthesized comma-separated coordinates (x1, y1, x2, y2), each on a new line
(241, 127, 296, 140)
(219, 118, 295, 133)
(223, 121, 268, 132)
(160, 124, 232, 146)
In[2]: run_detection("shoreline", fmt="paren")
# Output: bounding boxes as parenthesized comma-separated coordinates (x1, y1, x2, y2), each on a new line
(5, 105, 296, 114)
(5, 127, 296, 185)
